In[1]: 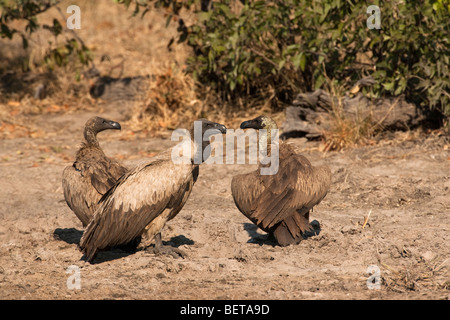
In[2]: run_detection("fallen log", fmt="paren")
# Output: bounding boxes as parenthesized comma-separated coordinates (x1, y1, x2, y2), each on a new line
(83, 67, 153, 102)
(282, 85, 424, 140)
(89, 74, 152, 102)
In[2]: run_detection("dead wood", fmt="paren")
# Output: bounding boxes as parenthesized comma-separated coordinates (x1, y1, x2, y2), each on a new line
(282, 79, 424, 140)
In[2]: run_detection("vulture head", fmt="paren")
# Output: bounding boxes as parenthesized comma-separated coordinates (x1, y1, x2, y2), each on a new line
(240, 115, 279, 158)
(84, 116, 122, 146)
(240, 115, 278, 130)
(190, 118, 227, 163)
(197, 118, 227, 134)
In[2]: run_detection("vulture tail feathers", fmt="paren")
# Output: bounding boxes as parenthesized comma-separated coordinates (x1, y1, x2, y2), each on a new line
(272, 223, 296, 247)
(81, 233, 98, 262)
(272, 212, 312, 246)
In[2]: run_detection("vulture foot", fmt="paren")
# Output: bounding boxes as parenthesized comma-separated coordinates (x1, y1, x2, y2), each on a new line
(146, 233, 187, 259)
(146, 245, 187, 259)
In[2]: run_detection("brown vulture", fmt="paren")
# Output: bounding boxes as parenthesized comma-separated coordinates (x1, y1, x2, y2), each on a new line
(62, 116, 128, 227)
(79, 119, 227, 262)
(231, 115, 331, 246)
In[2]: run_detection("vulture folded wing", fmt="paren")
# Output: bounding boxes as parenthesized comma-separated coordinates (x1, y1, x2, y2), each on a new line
(252, 154, 317, 230)
(62, 165, 101, 227)
(89, 159, 128, 195)
(62, 156, 128, 226)
(231, 170, 266, 224)
(80, 154, 193, 261)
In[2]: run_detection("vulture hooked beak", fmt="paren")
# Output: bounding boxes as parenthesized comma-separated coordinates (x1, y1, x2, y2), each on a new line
(240, 119, 261, 130)
(214, 123, 227, 134)
(202, 122, 227, 141)
(105, 120, 122, 131)
(192, 119, 227, 140)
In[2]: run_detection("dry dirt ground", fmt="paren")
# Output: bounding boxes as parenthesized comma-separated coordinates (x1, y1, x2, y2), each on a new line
(0, 1, 449, 302)
(0, 106, 449, 300)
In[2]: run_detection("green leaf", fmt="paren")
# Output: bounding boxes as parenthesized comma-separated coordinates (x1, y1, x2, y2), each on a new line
(292, 52, 306, 71)
(198, 12, 211, 23)
(229, 79, 236, 91)
(217, 4, 232, 18)
(382, 81, 395, 91)
(314, 75, 326, 89)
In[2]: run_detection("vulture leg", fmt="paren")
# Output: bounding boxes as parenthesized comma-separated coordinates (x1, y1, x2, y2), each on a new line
(146, 233, 187, 259)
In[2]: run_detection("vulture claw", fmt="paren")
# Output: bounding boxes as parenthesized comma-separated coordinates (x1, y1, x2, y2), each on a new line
(145, 232, 188, 259)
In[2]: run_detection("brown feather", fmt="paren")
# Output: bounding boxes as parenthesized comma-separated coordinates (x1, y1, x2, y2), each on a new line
(79, 119, 226, 262)
(62, 117, 127, 227)
(232, 125, 331, 246)
(80, 148, 198, 261)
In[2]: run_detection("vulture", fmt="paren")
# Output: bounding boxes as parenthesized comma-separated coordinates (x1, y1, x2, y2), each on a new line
(231, 115, 331, 246)
(79, 119, 227, 262)
(62, 116, 128, 227)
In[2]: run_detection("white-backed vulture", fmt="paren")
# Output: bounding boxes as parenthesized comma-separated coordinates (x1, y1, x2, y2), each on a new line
(79, 119, 227, 262)
(231, 115, 331, 246)
(62, 116, 128, 227)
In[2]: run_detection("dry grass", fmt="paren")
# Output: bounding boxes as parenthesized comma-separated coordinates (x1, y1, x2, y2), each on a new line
(1, 1, 442, 147)
(319, 72, 380, 151)
(322, 105, 376, 151)
(126, 64, 205, 135)
(382, 257, 449, 293)
(0, 0, 284, 139)
(125, 63, 284, 136)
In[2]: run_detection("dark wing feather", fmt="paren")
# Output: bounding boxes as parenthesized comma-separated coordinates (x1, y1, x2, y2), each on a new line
(62, 145, 128, 227)
(80, 154, 193, 261)
(89, 158, 128, 195)
(253, 153, 315, 230)
(62, 165, 100, 227)
(232, 143, 331, 245)
(231, 170, 265, 224)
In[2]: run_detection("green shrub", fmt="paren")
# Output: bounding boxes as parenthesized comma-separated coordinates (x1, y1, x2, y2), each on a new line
(0, 0, 91, 70)
(119, 0, 450, 120)
(367, 0, 449, 118)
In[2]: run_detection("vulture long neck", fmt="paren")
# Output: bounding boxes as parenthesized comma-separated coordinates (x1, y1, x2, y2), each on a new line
(259, 120, 278, 157)
(84, 127, 100, 148)
(188, 126, 212, 165)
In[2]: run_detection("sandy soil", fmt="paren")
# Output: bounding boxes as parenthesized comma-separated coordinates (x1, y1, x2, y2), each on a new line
(0, 107, 449, 300)
(0, 0, 449, 301)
